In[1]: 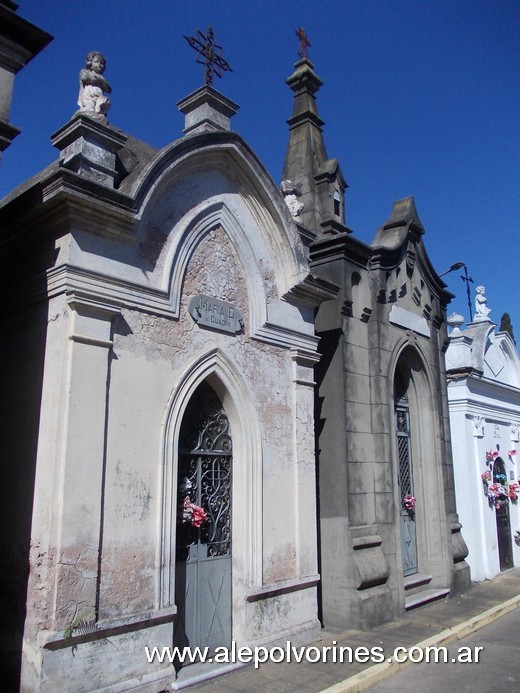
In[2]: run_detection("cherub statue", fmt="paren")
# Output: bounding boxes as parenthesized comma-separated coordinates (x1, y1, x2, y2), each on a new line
(474, 285, 491, 321)
(77, 51, 111, 117)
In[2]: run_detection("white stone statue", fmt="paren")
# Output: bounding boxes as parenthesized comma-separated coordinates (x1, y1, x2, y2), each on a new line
(77, 51, 112, 117)
(281, 179, 304, 219)
(474, 285, 491, 321)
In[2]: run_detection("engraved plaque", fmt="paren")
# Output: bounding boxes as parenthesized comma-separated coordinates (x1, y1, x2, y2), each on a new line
(188, 295, 243, 335)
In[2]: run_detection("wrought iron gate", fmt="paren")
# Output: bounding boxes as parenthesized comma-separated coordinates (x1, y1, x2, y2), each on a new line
(493, 458, 513, 571)
(174, 383, 232, 652)
(395, 372, 417, 576)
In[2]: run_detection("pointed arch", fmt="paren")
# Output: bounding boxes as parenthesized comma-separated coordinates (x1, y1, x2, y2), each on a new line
(162, 200, 267, 333)
(390, 339, 450, 583)
(159, 348, 263, 615)
(132, 137, 310, 305)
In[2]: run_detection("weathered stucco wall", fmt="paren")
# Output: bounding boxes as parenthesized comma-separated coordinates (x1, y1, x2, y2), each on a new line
(13, 129, 323, 690)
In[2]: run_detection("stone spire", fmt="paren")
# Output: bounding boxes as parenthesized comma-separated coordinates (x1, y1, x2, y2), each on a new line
(282, 47, 349, 236)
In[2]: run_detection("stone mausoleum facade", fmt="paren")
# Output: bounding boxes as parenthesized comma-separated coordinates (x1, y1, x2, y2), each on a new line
(0, 42, 470, 691)
(446, 305, 520, 582)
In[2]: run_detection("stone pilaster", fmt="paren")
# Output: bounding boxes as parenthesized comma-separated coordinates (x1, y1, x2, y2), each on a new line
(52, 297, 120, 629)
(291, 348, 320, 577)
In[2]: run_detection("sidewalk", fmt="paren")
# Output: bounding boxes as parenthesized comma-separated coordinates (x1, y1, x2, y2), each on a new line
(179, 568, 520, 692)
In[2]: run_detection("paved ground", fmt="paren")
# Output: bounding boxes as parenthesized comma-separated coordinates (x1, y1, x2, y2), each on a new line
(368, 607, 520, 692)
(175, 569, 520, 692)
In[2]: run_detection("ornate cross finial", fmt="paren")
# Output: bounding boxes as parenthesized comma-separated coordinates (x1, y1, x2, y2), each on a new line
(184, 26, 232, 86)
(295, 27, 311, 59)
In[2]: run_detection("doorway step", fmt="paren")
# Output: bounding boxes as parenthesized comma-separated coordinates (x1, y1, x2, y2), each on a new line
(404, 573, 449, 611)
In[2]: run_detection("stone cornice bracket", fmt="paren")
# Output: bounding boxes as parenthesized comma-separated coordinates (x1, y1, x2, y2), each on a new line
(51, 115, 127, 188)
(282, 272, 339, 309)
(67, 294, 121, 348)
(290, 347, 320, 368)
(291, 347, 320, 386)
(472, 415, 485, 438)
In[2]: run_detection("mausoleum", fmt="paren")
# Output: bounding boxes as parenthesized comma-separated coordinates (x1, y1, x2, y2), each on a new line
(0, 33, 471, 691)
(446, 296, 520, 581)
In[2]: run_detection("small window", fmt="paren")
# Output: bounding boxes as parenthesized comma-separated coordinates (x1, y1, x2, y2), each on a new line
(333, 190, 341, 217)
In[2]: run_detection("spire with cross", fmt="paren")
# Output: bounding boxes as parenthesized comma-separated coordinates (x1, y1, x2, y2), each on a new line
(184, 26, 232, 86)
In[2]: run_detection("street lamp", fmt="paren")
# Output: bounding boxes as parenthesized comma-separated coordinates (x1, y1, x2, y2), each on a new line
(439, 261, 474, 322)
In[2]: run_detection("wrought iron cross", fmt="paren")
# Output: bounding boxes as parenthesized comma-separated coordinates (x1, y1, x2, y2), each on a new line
(295, 27, 311, 59)
(184, 27, 232, 86)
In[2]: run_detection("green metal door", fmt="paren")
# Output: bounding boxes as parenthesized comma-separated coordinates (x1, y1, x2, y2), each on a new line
(395, 372, 417, 576)
(174, 384, 232, 653)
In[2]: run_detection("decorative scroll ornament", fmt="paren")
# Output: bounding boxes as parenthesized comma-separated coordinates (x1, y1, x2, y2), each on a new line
(177, 404, 232, 560)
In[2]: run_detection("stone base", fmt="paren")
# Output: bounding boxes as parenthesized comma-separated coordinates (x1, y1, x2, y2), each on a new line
(450, 560, 472, 595)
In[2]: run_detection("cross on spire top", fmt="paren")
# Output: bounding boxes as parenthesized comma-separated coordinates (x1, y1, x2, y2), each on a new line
(184, 26, 232, 86)
(295, 27, 311, 59)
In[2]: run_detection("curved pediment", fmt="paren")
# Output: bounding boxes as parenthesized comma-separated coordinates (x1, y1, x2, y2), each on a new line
(128, 131, 309, 297)
(113, 130, 332, 346)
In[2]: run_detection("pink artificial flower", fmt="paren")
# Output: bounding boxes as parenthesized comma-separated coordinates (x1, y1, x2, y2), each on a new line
(191, 505, 208, 528)
(180, 496, 208, 528)
(403, 493, 416, 510)
(487, 483, 499, 498)
(481, 471, 491, 482)
(509, 450, 518, 458)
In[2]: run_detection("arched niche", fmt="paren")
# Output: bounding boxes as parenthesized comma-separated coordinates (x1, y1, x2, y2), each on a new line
(159, 348, 263, 641)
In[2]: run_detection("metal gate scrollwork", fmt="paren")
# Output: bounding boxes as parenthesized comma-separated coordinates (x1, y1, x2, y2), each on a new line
(177, 396, 232, 561)
(394, 369, 418, 576)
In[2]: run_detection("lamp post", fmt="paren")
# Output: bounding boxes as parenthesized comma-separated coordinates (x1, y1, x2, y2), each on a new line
(439, 261, 474, 322)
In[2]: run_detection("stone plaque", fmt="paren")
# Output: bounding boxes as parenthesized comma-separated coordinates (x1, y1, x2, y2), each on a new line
(188, 295, 243, 335)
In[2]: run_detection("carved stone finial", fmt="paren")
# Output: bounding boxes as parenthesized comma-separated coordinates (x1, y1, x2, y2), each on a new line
(77, 51, 111, 120)
(281, 179, 305, 219)
(447, 312, 465, 333)
(474, 285, 491, 322)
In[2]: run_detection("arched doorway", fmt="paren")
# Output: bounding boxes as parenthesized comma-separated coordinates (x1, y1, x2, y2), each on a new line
(174, 381, 232, 652)
(493, 457, 513, 571)
(394, 368, 417, 576)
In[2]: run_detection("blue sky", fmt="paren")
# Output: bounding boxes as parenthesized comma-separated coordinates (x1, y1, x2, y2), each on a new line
(3, 0, 519, 339)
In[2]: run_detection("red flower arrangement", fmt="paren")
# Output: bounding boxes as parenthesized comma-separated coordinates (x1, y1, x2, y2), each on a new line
(180, 496, 208, 528)
(487, 483, 510, 508)
(402, 493, 416, 511)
